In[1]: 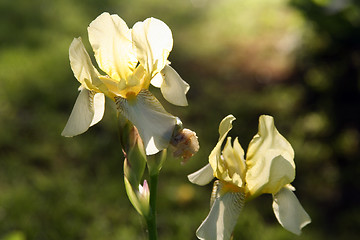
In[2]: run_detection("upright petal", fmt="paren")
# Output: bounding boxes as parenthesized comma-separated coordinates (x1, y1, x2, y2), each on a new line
(88, 12, 137, 81)
(209, 115, 236, 180)
(218, 115, 236, 139)
(196, 190, 245, 240)
(132, 17, 173, 77)
(272, 186, 311, 235)
(69, 37, 107, 93)
(221, 137, 245, 188)
(188, 163, 214, 186)
(116, 90, 177, 155)
(158, 65, 189, 106)
(245, 115, 295, 197)
(232, 137, 247, 182)
(62, 88, 105, 137)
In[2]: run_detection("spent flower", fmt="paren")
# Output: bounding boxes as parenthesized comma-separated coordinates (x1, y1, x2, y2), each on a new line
(171, 128, 200, 163)
(62, 12, 190, 155)
(188, 115, 311, 240)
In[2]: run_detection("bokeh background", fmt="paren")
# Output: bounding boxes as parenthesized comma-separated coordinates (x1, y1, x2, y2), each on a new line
(1, 0, 360, 239)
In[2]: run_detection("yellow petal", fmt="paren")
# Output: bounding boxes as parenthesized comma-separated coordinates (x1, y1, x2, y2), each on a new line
(219, 115, 236, 138)
(69, 37, 106, 92)
(88, 12, 137, 81)
(97, 66, 146, 99)
(116, 90, 177, 155)
(62, 88, 105, 137)
(272, 186, 311, 235)
(245, 115, 295, 197)
(98, 76, 121, 99)
(233, 137, 247, 181)
(159, 65, 189, 106)
(221, 137, 246, 187)
(209, 115, 236, 181)
(122, 63, 147, 95)
(132, 17, 173, 77)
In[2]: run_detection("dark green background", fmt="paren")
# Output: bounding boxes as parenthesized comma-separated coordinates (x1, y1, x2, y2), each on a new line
(1, 0, 359, 239)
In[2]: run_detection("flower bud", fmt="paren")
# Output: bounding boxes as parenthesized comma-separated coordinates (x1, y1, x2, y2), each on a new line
(118, 114, 144, 154)
(138, 180, 150, 203)
(124, 177, 150, 217)
(120, 115, 147, 189)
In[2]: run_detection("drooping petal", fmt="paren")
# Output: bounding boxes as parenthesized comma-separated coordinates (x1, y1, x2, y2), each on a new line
(90, 91, 106, 126)
(210, 180, 221, 208)
(62, 88, 105, 137)
(116, 90, 177, 155)
(196, 190, 245, 240)
(158, 65, 189, 106)
(132, 17, 173, 77)
(245, 115, 295, 197)
(88, 12, 137, 81)
(188, 163, 214, 186)
(272, 186, 311, 235)
(209, 115, 236, 181)
(69, 37, 107, 93)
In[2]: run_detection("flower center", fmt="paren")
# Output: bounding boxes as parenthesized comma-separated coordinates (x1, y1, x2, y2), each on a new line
(221, 181, 243, 194)
(126, 91, 137, 101)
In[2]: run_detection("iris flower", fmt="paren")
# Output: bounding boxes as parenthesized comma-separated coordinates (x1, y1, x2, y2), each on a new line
(188, 115, 311, 240)
(62, 12, 189, 155)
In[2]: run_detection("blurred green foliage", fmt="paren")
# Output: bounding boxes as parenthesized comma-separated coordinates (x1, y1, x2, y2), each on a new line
(0, 0, 359, 239)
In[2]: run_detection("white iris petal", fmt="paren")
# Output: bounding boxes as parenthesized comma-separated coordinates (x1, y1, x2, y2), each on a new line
(245, 115, 295, 196)
(272, 186, 311, 235)
(196, 190, 245, 240)
(69, 37, 106, 92)
(62, 88, 105, 137)
(132, 17, 173, 77)
(91, 92, 105, 126)
(88, 12, 137, 81)
(150, 73, 163, 88)
(116, 90, 177, 155)
(188, 163, 214, 186)
(159, 65, 189, 106)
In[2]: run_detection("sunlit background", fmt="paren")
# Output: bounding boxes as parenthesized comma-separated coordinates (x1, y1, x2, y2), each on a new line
(1, 0, 360, 239)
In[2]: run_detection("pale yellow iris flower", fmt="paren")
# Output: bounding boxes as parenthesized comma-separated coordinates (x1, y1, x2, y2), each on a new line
(188, 115, 311, 240)
(62, 13, 189, 155)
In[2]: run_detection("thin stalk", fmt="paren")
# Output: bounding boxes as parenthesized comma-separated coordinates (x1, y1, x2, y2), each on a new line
(146, 173, 159, 240)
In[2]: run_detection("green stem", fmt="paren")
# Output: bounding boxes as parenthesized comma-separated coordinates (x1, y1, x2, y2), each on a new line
(146, 173, 159, 240)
